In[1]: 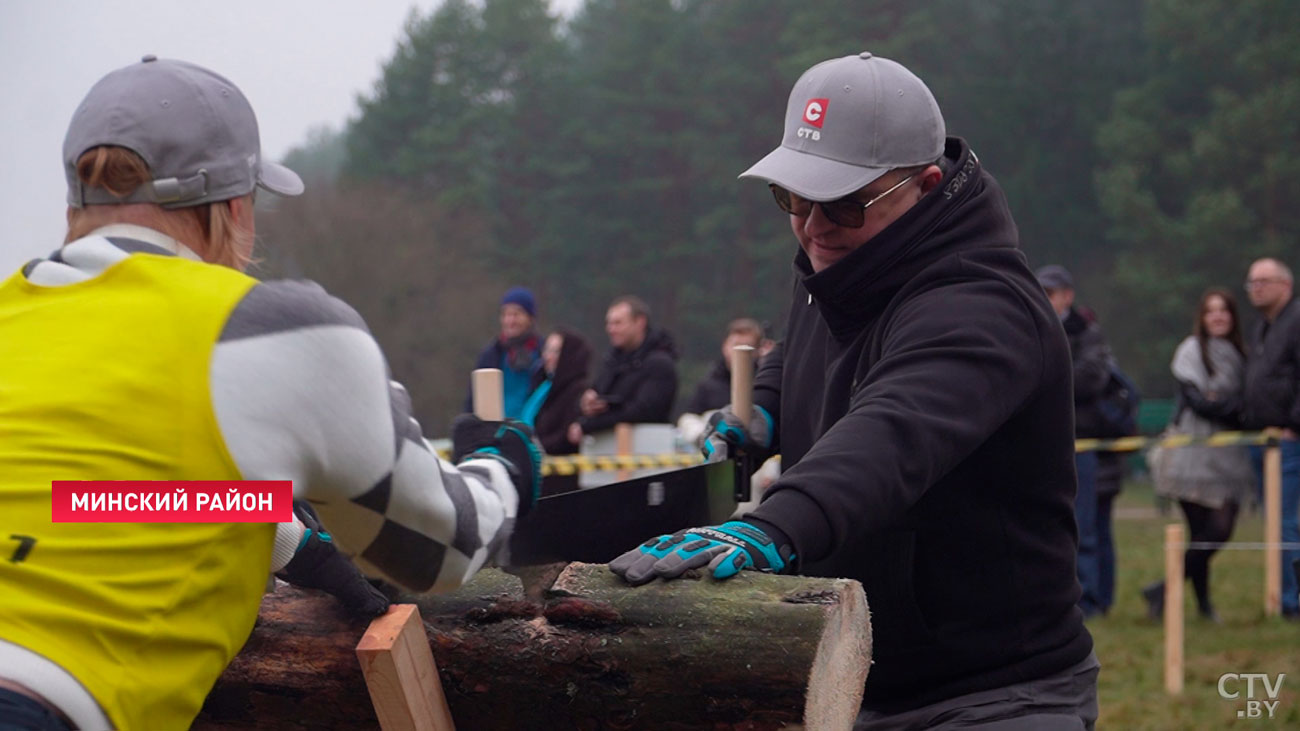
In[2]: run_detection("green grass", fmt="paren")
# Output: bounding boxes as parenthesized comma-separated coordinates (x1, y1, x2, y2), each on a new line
(1093, 480, 1300, 729)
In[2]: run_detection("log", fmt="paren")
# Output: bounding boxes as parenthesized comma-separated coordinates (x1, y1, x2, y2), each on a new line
(196, 564, 870, 730)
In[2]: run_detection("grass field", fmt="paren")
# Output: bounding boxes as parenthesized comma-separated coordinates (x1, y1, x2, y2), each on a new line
(1092, 479, 1299, 728)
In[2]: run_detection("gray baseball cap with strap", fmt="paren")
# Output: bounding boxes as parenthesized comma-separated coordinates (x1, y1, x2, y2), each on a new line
(739, 52, 945, 201)
(64, 55, 304, 209)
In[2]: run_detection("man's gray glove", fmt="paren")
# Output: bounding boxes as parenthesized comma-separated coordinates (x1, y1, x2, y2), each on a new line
(701, 404, 774, 463)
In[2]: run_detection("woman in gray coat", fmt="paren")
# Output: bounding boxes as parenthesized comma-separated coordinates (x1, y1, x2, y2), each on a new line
(1145, 288, 1255, 622)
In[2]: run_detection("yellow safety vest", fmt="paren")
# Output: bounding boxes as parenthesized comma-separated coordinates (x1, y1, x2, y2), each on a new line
(0, 251, 275, 730)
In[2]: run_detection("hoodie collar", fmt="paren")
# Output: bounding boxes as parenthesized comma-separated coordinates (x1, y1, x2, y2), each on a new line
(798, 138, 1018, 341)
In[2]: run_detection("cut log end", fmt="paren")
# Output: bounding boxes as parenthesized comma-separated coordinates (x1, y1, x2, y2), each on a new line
(804, 580, 872, 730)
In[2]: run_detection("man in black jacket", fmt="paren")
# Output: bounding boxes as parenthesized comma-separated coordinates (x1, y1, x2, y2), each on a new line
(1036, 265, 1117, 619)
(570, 295, 679, 440)
(1242, 257, 1300, 618)
(611, 53, 1096, 729)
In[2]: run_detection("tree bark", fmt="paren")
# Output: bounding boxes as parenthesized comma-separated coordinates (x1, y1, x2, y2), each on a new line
(196, 564, 870, 730)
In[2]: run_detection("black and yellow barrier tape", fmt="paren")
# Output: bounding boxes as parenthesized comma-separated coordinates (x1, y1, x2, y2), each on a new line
(539, 453, 703, 476)
(436, 431, 1279, 474)
(1074, 430, 1274, 453)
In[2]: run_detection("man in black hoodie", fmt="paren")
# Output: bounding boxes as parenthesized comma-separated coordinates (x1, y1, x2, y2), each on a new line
(611, 53, 1096, 729)
(570, 295, 678, 440)
(1036, 264, 1117, 620)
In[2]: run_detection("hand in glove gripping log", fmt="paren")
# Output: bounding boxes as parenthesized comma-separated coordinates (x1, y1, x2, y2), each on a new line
(278, 501, 390, 618)
(701, 404, 775, 463)
(609, 521, 795, 585)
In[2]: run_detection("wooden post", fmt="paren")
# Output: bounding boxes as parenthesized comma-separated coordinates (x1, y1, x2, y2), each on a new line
(471, 368, 504, 421)
(730, 344, 755, 425)
(356, 604, 455, 731)
(1264, 431, 1283, 616)
(614, 422, 633, 481)
(1164, 523, 1184, 696)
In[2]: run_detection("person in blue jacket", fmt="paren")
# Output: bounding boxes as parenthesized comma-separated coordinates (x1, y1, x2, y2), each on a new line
(466, 286, 542, 418)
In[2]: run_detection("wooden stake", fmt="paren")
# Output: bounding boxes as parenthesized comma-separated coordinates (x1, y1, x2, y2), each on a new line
(1264, 431, 1283, 616)
(614, 422, 633, 481)
(1164, 523, 1184, 696)
(730, 344, 755, 426)
(356, 604, 455, 731)
(471, 368, 504, 421)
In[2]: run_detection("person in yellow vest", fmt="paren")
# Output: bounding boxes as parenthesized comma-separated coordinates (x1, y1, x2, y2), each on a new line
(0, 56, 541, 731)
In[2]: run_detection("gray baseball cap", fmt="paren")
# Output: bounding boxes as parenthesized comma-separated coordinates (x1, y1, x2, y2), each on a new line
(64, 55, 304, 209)
(1034, 265, 1074, 291)
(739, 52, 945, 201)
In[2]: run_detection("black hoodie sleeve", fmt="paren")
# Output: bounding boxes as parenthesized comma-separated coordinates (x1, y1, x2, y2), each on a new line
(753, 341, 783, 453)
(749, 278, 1046, 565)
(1178, 380, 1243, 427)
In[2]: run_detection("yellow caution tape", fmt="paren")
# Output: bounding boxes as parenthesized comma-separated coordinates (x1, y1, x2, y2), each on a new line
(436, 431, 1277, 473)
(538, 453, 702, 476)
(1074, 430, 1273, 453)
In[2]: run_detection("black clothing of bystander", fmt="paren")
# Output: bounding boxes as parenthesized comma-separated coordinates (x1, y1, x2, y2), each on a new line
(579, 329, 679, 433)
(1243, 297, 1300, 431)
(684, 358, 732, 415)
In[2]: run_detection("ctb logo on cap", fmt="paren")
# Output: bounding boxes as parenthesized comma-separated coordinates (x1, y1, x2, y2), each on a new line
(802, 98, 829, 128)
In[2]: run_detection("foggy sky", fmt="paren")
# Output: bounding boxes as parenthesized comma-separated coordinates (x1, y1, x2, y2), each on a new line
(0, 0, 578, 270)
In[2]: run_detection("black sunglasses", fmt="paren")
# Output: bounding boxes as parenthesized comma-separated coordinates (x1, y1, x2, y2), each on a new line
(768, 174, 916, 228)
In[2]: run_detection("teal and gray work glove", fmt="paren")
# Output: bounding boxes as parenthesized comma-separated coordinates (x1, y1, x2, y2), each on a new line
(451, 414, 543, 516)
(701, 405, 774, 463)
(609, 520, 794, 586)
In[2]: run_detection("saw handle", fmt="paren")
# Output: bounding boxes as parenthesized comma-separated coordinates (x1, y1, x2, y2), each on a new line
(471, 368, 505, 421)
(728, 345, 757, 505)
(730, 345, 755, 425)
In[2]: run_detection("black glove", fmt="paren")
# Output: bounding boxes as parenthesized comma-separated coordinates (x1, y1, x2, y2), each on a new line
(451, 414, 542, 516)
(277, 501, 390, 618)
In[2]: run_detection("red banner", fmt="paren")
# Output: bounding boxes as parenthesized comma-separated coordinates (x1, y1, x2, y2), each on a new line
(51, 481, 293, 523)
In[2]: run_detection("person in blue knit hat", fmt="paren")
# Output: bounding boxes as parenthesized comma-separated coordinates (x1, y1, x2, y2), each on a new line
(466, 286, 542, 418)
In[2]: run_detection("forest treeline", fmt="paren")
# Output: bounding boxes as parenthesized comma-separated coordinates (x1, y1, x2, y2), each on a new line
(261, 0, 1300, 436)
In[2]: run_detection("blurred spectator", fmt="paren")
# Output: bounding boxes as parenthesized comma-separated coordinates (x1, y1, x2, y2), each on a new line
(1037, 264, 1113, 619)
(569, 295, 678, 442)
(1241, 257, 1300, 619)
(1077, 305, 1129, 617)
(465, 286, 540, 419)
(683, 318, 765, 415)
(520, 327, 592, 455)
(1144, 289, 1254, 622)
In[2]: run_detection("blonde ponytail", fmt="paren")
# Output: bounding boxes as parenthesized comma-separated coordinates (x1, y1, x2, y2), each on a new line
(65, 146, 255, 271)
